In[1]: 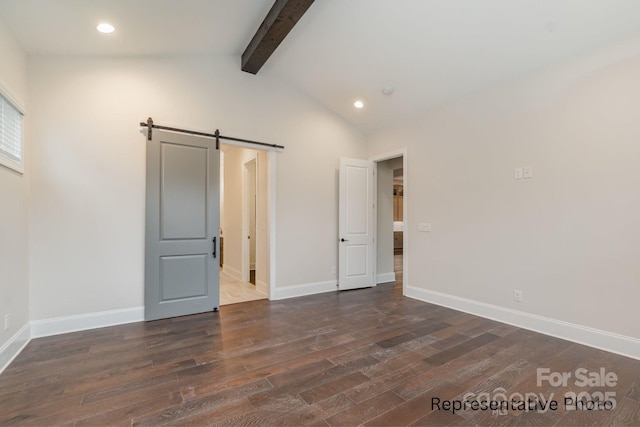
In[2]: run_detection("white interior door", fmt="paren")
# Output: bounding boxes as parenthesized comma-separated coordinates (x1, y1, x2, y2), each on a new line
(338, 158, 375, 290)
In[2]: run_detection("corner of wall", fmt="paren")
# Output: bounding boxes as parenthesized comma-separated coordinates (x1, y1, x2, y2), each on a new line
(0, 322, 30, 375)
(0, 12, 30, 371)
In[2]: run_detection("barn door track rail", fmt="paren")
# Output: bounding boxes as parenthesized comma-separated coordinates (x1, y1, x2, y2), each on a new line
(140, 117, 284, 150)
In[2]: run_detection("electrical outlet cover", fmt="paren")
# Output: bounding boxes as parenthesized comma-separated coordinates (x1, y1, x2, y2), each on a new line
(514, 168, 523, 180)
(513, 290, 523, 302)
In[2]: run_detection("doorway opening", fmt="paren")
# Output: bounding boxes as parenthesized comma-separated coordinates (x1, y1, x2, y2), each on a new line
(373, 151, 407, 293)
(219, 145, 270, 305)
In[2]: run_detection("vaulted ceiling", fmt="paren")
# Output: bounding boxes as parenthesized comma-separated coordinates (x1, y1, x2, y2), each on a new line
(1, 0, 640, 133)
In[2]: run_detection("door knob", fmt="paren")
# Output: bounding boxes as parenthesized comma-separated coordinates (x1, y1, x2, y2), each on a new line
(340, 238, 349, 242)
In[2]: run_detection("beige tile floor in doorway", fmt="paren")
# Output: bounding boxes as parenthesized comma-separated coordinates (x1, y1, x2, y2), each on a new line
(219, 270, 267, 306)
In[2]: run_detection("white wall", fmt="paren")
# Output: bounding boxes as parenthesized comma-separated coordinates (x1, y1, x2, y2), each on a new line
(274, 117, 367, 290)
(256, 150, 270, 293)
(0, 16, 29, 367)
(27, 55, 366, 322)
(368, 35, 640, 347)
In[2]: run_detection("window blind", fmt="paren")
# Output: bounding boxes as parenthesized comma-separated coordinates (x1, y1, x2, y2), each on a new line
(0, 93, 23, 163)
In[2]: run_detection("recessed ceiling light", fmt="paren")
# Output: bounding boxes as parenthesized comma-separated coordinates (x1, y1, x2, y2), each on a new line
(96, 23, 115, 34)
(354, 100, 364, 109)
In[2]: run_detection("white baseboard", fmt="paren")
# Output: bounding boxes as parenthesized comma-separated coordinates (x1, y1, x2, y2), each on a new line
(0, 322, 31, 375)
(273, 280, 337, 300)
(377, 272, 396, 284)
(221, 265, 242, 281)
(256, 279, 269, 297)
(406, 286, 640, 361)
(31, 306, 145, 339)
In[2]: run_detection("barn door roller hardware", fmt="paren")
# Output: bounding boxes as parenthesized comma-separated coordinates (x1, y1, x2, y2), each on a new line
(139, 117, 284, 150)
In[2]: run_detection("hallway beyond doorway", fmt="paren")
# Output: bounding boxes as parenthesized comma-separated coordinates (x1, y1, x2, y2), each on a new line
(394, 252, 403, 290)
(219, 270, 266, 306)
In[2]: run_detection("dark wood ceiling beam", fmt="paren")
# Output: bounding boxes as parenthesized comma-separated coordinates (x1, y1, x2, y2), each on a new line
(241, 0, 315, 74)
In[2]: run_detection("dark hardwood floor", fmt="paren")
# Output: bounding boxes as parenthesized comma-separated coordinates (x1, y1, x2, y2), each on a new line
(1, 258, 639, 426)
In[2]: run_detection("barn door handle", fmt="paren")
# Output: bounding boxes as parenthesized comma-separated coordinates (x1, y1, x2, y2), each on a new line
(212, 237, 217, 258)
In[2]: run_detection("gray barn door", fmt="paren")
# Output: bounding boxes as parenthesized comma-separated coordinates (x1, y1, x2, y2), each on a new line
(145, 129, 219, 321)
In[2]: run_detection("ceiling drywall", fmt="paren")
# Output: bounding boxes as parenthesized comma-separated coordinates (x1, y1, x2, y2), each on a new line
(1, 0, 640, 133)
(0, 0, 274, 56)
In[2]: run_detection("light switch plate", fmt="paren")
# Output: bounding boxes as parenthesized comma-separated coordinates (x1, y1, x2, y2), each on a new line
(523, 166, 533, 179)
(419, 223, 431, 232)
